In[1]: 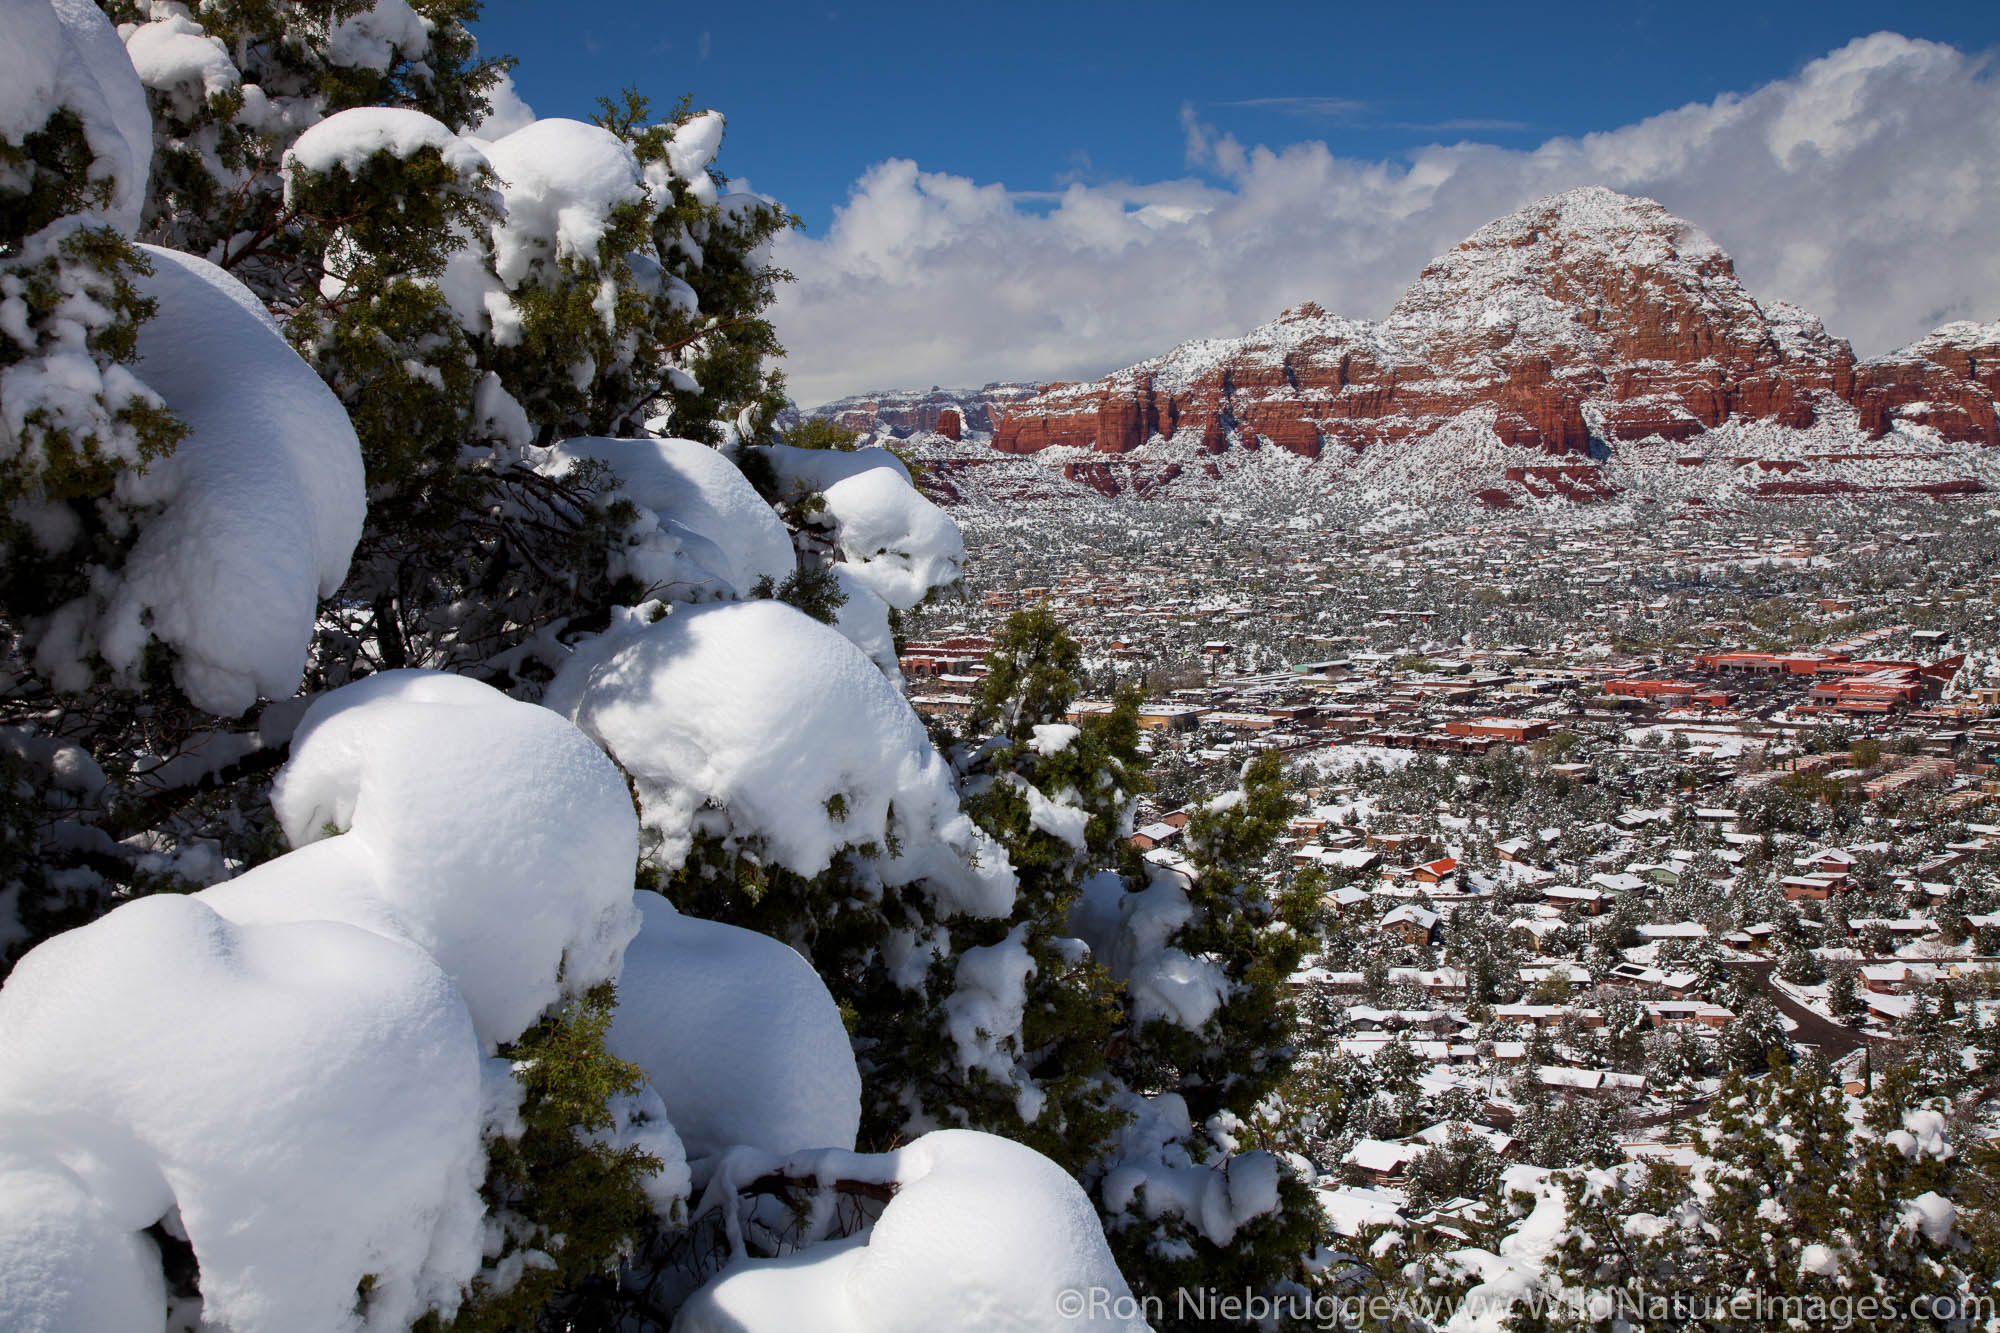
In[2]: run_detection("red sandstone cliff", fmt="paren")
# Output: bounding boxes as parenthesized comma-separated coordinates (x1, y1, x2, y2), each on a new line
(988, 188, 1991, 469)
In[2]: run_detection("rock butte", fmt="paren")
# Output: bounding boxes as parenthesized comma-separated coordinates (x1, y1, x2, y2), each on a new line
(976, 187, 1996, 503)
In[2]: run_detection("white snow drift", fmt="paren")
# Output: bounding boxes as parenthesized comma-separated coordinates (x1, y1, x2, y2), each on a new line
(45, 246, 367, 717)
(610, 895, 862, 1161)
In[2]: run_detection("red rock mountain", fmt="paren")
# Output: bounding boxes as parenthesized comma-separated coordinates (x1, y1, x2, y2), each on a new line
(810, 383, 1044, 438)
(980, 188, 1996, 504)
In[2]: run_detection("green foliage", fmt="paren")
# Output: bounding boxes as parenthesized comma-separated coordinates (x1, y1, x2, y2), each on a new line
(751, 564, 846, 625)
(1524, 1058, 1990, 1333)
(432, 985, 663, 1332)
(0, 108, 110, 246)
(970, 601, 1083, 743)
(1123, 750, 1305, 1121)
(781, 417, 861, 451)
(1, 98, 186, 572)
(114, 0, 511, 288)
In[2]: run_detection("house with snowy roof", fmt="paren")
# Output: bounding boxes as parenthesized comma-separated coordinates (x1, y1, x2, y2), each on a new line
(1411, 856, 1459, 885)
(1380, 903, 1440, 946)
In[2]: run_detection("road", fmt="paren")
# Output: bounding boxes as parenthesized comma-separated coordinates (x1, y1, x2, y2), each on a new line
(1722, 959, 1886, 1060)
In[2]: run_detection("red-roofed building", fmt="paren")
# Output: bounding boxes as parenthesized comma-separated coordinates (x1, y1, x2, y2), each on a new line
(1411, 857, 1459, 885)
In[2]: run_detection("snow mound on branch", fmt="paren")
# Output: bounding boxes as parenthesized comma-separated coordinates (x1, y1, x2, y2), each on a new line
(1098, 1092, 1282, 1248)
(609, 895, 860, 1160)
(0, 895, 486, 1333)
(755, 444, 964, 609)
(205, 670, 642, 1048)
(667, 110, 724, 183)
(327, 0, 431, 73)
(675, 1130, 1149, 1333)
(1070, 867, 1228, 1030)
(481, 118, 647, 286)
(124, 13, 239, 110)
(0, 673, 659, 1330)
(40, 0, 153, 235)
(543, 436, 794, 601)
(942, 925, 1043, 1122)
(0, 1150, 165, 1333)
(34, 246, 364, 715)
(0, 0, 62, 144)
(285, 105, 489, 190)
(544, 600, 1013, 917)
(829, 564, 901, 686)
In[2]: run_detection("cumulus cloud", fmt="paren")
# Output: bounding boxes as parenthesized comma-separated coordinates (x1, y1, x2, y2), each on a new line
(770, 33, 2000, 407)
(472, 69, 536, 139)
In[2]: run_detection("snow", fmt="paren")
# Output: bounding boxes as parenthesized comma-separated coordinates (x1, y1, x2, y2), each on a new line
(829, 564, 902, 685)
(34, 246, 365, 715)
(480, 119, 647, 288)
(1029, 724, 1079, 754)
(285, 106, 488, 189)
(667, 111, 726, 182)
(0, 672, 667, 1330)
(544, 601, 1014, 917)
(47, 0, 153, 236)
(325, 0, 430, 73)
(676, 1130, 1149, 1332)
(1097, 1092, 1283, 1248)
(1069, 867, 1228, 1031)
(0, 894, 487, 1333)
(440, 117, 652, 343)
(1438, 1170, 1572, 1333)
(205, 670, 643, 1048)
(0, 1150, 165, 1333)
(755, 444, 965, 609)
(942, 925, 1043, 1122)
(123, 14, 238, 107)
(609, 895, 861, 1160)
(1887, 1107, 1953, 1161)
(0, 0, 61, 145)
(542, 436, 795, 602)
(1903, 1190, 1955, 1245)
(1014, 776, 1089, 851)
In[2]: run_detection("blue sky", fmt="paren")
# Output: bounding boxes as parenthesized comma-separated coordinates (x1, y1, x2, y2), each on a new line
(476, 1, 1996, 230)
(473, 3, 2000, 403)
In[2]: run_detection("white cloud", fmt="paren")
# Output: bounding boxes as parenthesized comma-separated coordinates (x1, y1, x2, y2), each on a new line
(471, 69, 535, 139)
(769, 33, 2000, 407)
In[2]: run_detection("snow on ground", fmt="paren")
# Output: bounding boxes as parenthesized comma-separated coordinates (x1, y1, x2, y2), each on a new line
(1621, 724, 1757, 759)
(1302, 744, 1419, 775)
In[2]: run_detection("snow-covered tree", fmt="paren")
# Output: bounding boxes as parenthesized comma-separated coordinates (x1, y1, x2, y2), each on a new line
(0, 4, 1174, 1329)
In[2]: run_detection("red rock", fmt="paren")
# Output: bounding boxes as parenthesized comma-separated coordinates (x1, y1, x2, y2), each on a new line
(985, 187, 1997, 493)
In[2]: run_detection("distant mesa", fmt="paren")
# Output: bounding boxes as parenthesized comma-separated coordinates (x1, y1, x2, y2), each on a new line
(808, 382, 1045, 439)
(813, 187, 1998, 509)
